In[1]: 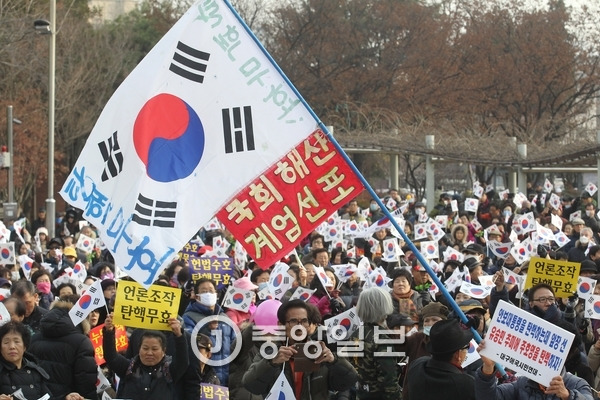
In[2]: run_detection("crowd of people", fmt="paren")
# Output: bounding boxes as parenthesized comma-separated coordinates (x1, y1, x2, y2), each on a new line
(0, 182, 599, 399)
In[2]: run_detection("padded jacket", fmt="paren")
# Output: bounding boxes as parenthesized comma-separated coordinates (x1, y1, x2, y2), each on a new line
(28, 302, 97, 400)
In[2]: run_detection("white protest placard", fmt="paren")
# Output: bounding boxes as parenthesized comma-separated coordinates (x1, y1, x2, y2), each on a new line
(481, 300, 574, 387)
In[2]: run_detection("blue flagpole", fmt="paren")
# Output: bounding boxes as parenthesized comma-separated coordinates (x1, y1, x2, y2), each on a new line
(222, 0, 506, 377)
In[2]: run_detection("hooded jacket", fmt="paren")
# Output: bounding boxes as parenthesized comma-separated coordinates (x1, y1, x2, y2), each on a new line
(28, 301, 97, 400)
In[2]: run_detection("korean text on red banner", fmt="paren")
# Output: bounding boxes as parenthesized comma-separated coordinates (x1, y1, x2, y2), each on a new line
(89, 323, 129, 365)
(217, 130, 363, 267)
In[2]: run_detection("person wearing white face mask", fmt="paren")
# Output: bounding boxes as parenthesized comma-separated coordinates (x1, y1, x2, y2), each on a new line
(182, 278, 236, 386)
(568, 227, 595, 262)
(397, 302, 449, 389)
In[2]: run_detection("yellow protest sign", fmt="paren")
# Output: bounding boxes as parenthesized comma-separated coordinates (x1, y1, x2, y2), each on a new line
(113, 280, 181, 330)
(524, 257, 580, 298)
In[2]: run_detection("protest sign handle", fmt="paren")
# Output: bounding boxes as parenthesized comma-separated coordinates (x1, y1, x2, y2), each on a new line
(224, 0, 506, 378)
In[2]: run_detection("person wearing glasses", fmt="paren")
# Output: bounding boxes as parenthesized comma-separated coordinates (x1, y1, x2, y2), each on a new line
(404, 318, 476, 400)
(528, 283, 562, 324)
(242, 299, 357, 400)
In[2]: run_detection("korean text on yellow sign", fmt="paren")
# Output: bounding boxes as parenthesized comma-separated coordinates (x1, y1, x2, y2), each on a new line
(113, 280, 181, 330)
(524, 257, 580, 298)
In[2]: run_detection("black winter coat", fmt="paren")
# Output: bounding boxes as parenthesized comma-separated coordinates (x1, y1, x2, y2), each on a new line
(0, 353, 52, 399)
(104, 328, 189, 400)
(28, 304, 97, 400)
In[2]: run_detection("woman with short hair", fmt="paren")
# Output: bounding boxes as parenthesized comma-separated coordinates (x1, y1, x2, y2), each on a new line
(0, 321, 54, 400)
(354, 287, 400, 399)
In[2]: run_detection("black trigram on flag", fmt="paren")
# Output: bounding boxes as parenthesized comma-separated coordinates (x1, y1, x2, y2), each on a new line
(169, 41, 210, 83)
(132, 194, 177, 228)
(222, 106, 255, 154)
(98, 131, 123, 182)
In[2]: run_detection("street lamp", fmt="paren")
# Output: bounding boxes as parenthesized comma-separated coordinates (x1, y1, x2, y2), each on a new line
(6, 106, 22, 205)
(34, 0, 56, 238)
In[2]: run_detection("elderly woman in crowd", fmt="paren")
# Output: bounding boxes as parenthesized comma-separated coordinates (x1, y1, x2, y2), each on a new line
(354, 287, 400, 399)
(102, 312, 188, 399)
(388, 268, 428, 322)
(0, 321, 56, 400)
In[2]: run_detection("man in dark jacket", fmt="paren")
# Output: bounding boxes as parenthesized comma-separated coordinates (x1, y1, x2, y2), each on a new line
(28, 297, 97, 400)
(10, 281, 48, 335)
(404, 318, 476, 400)
(242, 299, 358, 400)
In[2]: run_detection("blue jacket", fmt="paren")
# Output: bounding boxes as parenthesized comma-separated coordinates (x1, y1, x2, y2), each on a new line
(475, 367, 594, 400)
(182, 301, 236, 385)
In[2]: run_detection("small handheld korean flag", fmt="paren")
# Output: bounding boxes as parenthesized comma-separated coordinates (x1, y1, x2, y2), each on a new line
(502, 267, 524, 286)
(435, 215, 448, 229)
(473, 184, 484, 199)
(443, 246, 464, 263)
(265, 369, 295, 400)
(517, 212, 536, 234)
(0, 289, 10, 301)
(585, 295, 600, 319)
(585, 182, 598, 197)
(461, 339, 481, 367)
(289, 286, 316, 302)
(544, 178, 554, 193)
(70, 261, 88, 282)
(426, 220, 445, 242)
(578, 276, 597, 300)
(324, 306, 360, 343)
(12, 218, 26, 244)
(470, 219, 482, 232)
(420, 240, 439, 260)
(570, 210, 582, 221)
(314, 265, 333, 291)
(443, 266, 464, 293)
(459, 282, 493, 299)
(223, 286, 254, 312)
(0, 303, 11, 327)
(96, 366, 112, 394)
(203, 217, 222, 232)
(513, 192, 528, 209)
(0, 243, 15, 266)
(16, 254, 34, 280)
(553, 231, 571, 249)
(76, 233, 96, 254)
(464, 198, 479, 213)
(69, 280, 106, 326)
(366, 266, 388, 288)
(487, 240, 512, 259)
(381, 238, 400, 262)
(551, 214, 563, 231)
(450, 199, 459, 212)
(267, 262, 293, 300)
(385, 197, 397, 210)
(333, 263, 358, 283)
(549, 193, 561, 211)
(413, 223, 428, 241)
